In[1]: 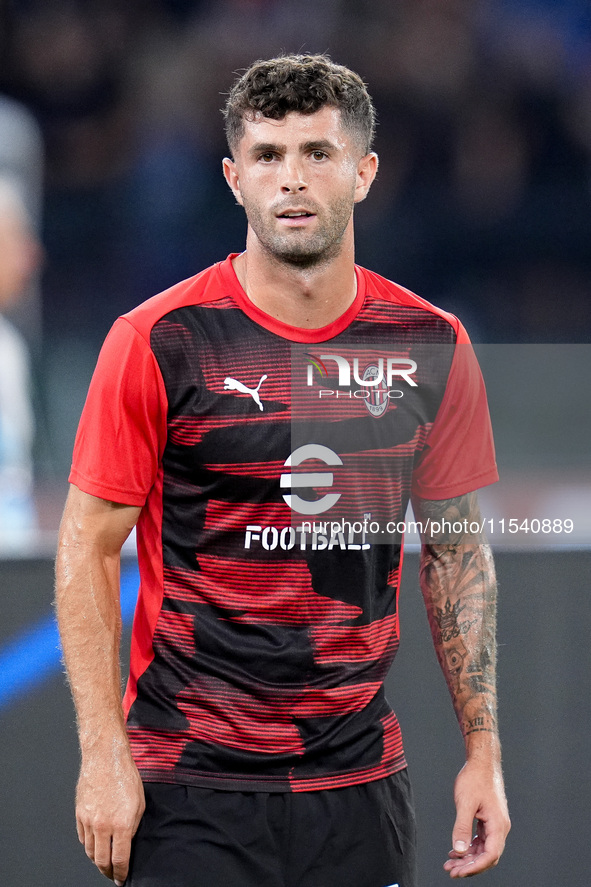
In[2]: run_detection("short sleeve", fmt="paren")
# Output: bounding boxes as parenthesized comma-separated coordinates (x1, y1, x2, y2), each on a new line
(411, 326, 498, 500)
(69, 317, 168, 506)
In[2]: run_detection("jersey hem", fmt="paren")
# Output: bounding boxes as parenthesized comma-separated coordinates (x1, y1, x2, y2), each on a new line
(138, 755, 407, 793)
(68, 468, 147, 507)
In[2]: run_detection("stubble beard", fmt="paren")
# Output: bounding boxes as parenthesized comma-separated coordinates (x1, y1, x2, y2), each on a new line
(243, 193, 355, 270)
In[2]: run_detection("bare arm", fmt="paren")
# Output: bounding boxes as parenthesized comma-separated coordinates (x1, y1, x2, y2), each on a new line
(55, 484, 144, 886)
(412, 491, 510, 879)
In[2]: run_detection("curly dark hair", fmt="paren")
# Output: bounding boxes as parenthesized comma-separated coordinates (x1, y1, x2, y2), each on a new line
(223, 54, 376, 156)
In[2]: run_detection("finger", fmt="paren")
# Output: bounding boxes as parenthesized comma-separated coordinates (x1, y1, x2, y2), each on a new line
(470, 815, 506, 864)
(444, 831, 482, 874)
(444, 836, 500, 878)
(445, 858, 478, 878)
(446, 848, 476, 860)
(76, 815, 85, 845)
(83, 826, 95, 863)
(93, 828, 114, 879)
(445, 849, 499, 878)
(451, 806, 475, 856)
(112, 829, 133, 887)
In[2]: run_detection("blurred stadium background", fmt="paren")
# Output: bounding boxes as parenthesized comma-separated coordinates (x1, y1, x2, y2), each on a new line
(1, 2, 590, 885)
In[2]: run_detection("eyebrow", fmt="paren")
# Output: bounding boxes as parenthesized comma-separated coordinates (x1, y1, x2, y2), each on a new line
(248, 142, 286, 156)
(301, 139, 337, 152)
(248, 139, 338, 157)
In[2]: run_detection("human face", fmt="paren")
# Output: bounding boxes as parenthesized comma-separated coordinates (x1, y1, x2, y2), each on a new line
(223, 107, 377, 268)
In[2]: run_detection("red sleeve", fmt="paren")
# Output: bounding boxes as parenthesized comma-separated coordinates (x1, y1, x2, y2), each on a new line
(411, 325, 498, 500)
(69, 317, 168, 506)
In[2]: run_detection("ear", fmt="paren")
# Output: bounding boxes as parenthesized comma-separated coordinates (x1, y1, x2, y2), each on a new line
(354, 152, 379, 204)
(222, 157, 243, 206)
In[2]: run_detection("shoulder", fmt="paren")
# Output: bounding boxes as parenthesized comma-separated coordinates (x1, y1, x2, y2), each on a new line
(357, 265, 468, 341)
(120, 258, 234, 342)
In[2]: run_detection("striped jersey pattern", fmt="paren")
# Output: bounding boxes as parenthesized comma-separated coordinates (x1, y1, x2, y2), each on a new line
(70, 256, 497, 792)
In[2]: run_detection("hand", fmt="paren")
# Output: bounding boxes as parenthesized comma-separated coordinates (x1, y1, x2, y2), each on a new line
(443, 758, 510, 878)
(75, 743, 145, 886)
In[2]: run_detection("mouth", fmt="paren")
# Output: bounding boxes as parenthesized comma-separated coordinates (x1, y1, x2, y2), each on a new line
(276, 209, 317, 226)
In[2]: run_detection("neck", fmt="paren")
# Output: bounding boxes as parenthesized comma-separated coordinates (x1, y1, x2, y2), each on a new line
(232, 226, 358, 329)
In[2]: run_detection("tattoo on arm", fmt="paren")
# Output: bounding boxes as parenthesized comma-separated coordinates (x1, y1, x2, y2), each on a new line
(414, 492, 498, 739)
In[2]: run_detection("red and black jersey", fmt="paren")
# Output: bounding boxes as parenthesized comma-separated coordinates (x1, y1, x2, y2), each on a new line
(70, 255, 497, 792)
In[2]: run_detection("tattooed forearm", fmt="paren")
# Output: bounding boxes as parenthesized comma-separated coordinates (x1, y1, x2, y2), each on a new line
(421, 542, 498, 736)
(414, 493, 499, 741)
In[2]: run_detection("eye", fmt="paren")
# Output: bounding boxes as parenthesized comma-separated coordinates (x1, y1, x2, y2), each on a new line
(311, 150, 328, 161)
(258, 152, 276, 163)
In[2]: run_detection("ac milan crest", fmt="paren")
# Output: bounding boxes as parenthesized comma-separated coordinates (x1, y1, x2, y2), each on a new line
(362, 364, 389, 418)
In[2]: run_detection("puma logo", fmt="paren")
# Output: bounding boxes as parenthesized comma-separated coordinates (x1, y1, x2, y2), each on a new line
(223, 374, 268, 411)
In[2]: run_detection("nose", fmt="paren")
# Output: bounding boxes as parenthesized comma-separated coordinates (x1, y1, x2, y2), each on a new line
(281, 158, 307, 193)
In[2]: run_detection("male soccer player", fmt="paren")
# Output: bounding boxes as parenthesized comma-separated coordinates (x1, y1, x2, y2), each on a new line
(55, 54, 510, 887)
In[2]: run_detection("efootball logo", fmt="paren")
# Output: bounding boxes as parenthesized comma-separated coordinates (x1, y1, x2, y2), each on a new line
(280, 444, 342, 515)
